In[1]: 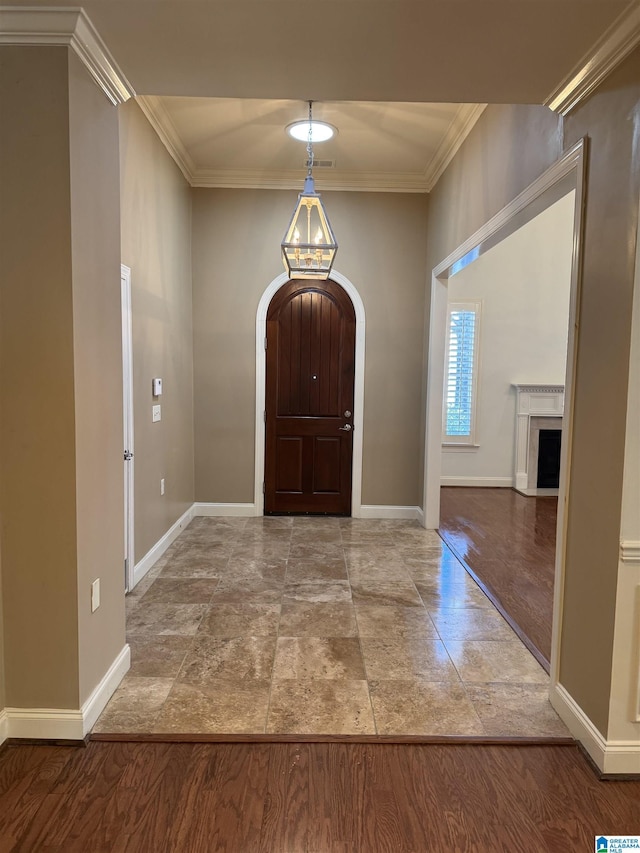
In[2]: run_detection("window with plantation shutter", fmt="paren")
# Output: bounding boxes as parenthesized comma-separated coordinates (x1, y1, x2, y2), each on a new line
(443, 302, 481, 445)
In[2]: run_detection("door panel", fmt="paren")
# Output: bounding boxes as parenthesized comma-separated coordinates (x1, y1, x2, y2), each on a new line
(265, 279, 355, 514)
(275, 437, 304, 493)
(313, 437, 341, 493)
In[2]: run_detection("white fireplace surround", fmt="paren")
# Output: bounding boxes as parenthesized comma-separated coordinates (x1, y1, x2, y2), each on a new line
(513, 384, 564, 495)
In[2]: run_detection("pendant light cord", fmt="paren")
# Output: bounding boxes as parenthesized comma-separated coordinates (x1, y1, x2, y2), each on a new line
(307, 100, 314, 176)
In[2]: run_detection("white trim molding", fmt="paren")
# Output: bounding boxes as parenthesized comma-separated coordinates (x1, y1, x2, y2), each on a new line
(3, 707, 85, 742)
(621, 541, 640, 563)
(0, 709, 8, 746)
(194, 502, 257, 517)
(121, 264, 135, 593)
(0, 7, 135, 105)
(424, 104, 487, 191)
(359, 505, 423, 521)
(81, 645, 130, 735)
(550, 683, 640, 775)
(132, 505, 195, 589)
(136, 95, 195, 184)
(193, 168, 430, 194)
(440, 476, 512, 488)
(430, 141, 586, 286)
(1, 645, 130, 742)
(546, 4, 640, 116)
(255, 270, 366, 519)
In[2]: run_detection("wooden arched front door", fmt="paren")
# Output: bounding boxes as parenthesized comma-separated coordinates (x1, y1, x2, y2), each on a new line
(265, 279, 356, 514)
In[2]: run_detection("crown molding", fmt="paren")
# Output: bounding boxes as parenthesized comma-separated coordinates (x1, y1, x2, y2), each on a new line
(0, 6, 135, 105)
(424, 104, 487, 191)
(136, 95, 195, 182)
(545, 2, 640, 115)
(191, 167, 429, 193)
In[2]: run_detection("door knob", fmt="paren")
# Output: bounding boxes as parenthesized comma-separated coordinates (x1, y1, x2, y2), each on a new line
(339, 424, 352, 431)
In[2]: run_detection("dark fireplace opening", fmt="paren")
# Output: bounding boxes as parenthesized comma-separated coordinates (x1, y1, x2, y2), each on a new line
(537, 429, 562, 488)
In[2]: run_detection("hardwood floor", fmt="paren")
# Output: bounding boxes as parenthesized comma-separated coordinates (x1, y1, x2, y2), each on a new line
(0, 740, 638, 852)
(439, 487, 557, 667)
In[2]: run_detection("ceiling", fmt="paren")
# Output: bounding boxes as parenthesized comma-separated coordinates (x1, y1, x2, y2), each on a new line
(137, 96, 487, 191)
(3, 0, 638, 191)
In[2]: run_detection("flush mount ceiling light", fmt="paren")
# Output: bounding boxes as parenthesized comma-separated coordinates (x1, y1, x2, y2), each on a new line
(281, 101, 338, 280)
(287, 119, 336, 143)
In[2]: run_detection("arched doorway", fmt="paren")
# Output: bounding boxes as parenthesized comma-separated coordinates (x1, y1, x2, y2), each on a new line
(264, 279, 355, 514)
(254, 271, 365, 516)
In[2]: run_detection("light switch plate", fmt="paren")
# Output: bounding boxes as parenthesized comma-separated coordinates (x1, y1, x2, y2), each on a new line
(152, 405, 161, 422)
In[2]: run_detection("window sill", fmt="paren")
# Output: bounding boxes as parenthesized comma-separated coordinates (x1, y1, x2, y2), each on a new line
(442, 443, 480, 452)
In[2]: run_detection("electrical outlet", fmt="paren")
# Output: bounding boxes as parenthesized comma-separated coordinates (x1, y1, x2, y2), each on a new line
(152, 404, 161, 422)
(91, 578, 100, 612)
(160, 478, 165, 495)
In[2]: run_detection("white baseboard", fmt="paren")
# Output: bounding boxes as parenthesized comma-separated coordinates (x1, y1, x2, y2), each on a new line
(193, 502, 257, 517)
(131, 502, 256, 592)
(359, 505, 422, 520)
(440, 477, 513, 487)
(0, 709, 8, 746)
(550, 682, 640, 774)
(2, 645, 130, 742)
(3, 707, 84, 741)
(194, 502, 424, 523)
(81, 644, 130, 735)
(132, 505, 195, 589)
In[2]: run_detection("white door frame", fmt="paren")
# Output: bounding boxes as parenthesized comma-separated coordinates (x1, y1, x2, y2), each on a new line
(422, 138, 587, 689)
(121, 264, 135, 591)
(254, 270, 366, 517)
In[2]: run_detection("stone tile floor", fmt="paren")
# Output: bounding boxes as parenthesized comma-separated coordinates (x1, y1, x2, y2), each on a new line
(93, 516, 570, 737)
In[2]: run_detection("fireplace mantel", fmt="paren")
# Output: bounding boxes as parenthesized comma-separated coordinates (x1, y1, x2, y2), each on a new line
(513, 384, 564, 494)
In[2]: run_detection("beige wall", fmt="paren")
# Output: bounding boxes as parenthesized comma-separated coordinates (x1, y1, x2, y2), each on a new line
(120, 100, 195, 561)
(559, 46, 640, 734)
(0, 47, 80, 708)
(68, 52, 126, 705)
(426, 105, 562, 273)
(192, 189, 429, 508)
(0, 46, 125, 711)
(0, 47, 124, 708)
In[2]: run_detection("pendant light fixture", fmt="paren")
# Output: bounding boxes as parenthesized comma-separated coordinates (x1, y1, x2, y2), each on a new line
(281, 101, 338, 280)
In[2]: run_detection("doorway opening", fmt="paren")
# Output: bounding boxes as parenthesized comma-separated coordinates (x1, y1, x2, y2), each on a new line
(254, 270, 366, 517)
(423, 140, 587, 679)
(264, 279, 356, 515)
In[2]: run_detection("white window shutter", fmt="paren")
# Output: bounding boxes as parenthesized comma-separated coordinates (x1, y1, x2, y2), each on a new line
(443, 302, 481, 444)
